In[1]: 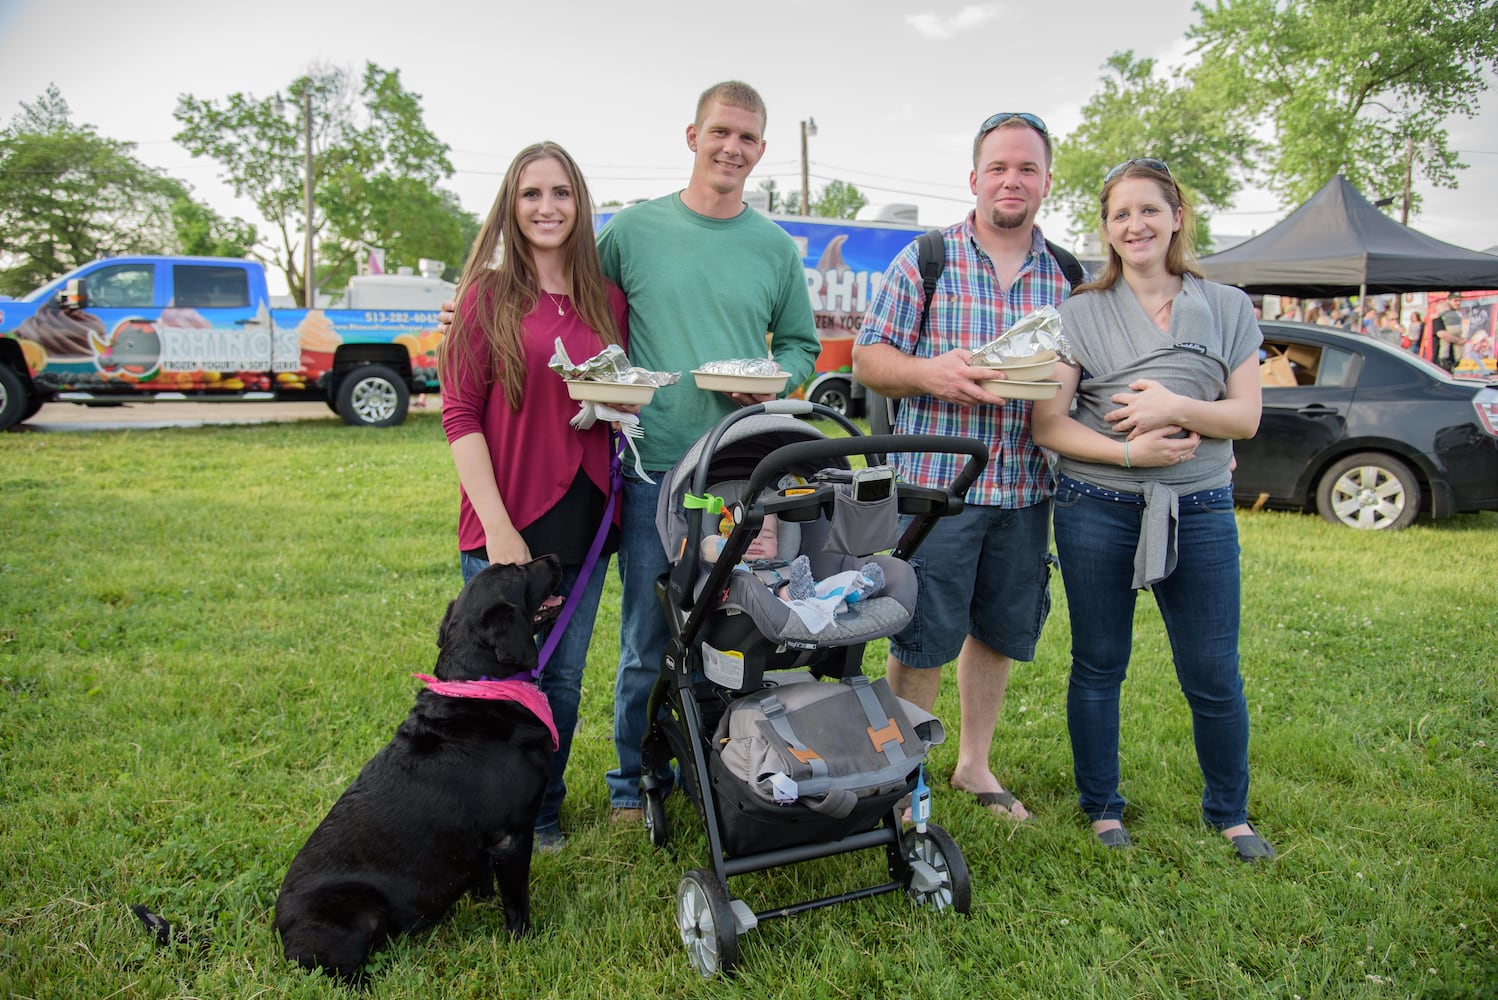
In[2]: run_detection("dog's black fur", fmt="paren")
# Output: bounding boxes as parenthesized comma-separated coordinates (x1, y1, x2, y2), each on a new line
(273, 556, 562, 981)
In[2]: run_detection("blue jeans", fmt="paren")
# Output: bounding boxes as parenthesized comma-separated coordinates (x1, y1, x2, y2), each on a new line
(1051, 477, 1251, 830)
(607, 472, 673, 809)
(460, 551, 608, 833)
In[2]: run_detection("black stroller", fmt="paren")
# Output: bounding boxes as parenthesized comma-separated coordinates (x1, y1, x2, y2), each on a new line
(639, 400, 989, 977)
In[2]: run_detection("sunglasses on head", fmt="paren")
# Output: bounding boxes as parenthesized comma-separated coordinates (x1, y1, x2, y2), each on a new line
(978, 112, 1049, 136)
(1105, 157, 1172, 183)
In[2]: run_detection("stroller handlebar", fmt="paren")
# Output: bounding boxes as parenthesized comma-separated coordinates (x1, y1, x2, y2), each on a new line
(744, 435, 989, 503)
(760, 399, 815, 417)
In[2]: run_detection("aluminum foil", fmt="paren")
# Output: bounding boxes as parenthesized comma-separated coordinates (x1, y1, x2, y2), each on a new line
(969, 305, 1074, 365)
(548, 340, 680, 386)
(696, 358, 784, 377)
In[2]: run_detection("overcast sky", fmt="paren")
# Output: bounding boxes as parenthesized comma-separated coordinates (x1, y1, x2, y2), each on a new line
(3, 0, 1494, 271)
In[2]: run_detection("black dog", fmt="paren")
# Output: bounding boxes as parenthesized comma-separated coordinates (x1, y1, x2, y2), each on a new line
(273, 555, 562, 981)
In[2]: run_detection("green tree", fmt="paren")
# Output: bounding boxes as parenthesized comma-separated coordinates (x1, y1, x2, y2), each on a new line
(170, 195, 258, 259)
(779, 179, 867, 219)
(1052, 51, 1256, 250)
(0, 85, 253, 296)
(1186, 0, 1498, 210)
(812, 179, 868, 220)
(175, 62, 476, 302)
(319, 180, 478, 288)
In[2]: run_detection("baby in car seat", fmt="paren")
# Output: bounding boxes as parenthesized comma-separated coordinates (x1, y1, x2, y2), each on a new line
(701, 512, 885, 633)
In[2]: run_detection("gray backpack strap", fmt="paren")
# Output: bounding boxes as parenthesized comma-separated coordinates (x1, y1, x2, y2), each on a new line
(916, 228, 946, 334)
(759, 693, 829, 780)
(847, 676, 909, 766)
(802, 788, 857, 818)
(1045, 238, 1085, 289)
(877, 229, 948, 437)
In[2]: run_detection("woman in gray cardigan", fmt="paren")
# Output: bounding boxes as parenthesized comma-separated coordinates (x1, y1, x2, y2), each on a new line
(1031, 158, 1274, 862)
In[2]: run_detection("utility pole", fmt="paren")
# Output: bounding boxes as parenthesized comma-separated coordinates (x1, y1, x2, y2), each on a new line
(1400, 136, 1414, 226)
(274, 89, 317, 307)
(303, 88, 315, 308)
(800, 117, 817, 216)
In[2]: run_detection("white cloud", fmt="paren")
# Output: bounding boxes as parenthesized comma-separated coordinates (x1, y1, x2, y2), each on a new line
(906, 4, 1000, 40)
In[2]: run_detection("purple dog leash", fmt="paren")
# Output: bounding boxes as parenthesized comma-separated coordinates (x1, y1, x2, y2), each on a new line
(533, 429, 624, 678)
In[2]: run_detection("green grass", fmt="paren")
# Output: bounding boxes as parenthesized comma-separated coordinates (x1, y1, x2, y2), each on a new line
(2, 412, 1495, 998)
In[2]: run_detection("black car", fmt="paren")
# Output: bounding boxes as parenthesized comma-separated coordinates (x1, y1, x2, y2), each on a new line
(1234, 322, 1498, 530)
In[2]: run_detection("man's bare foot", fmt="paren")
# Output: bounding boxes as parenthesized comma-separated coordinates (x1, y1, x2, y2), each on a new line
(951, 775, 1030, 821)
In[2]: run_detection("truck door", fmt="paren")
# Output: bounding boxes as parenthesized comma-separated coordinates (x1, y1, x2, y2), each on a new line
(163, 263, 274, 392)
(78, 261, 163, 386)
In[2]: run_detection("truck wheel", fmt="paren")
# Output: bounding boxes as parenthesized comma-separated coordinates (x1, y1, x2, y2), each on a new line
(0, 365, 34, 431)
(808, 377, 853, 417)
(335, 364, 409, 427)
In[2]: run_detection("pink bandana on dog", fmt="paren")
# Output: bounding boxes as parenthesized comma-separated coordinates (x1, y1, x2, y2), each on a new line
(412, 674, 559, 751)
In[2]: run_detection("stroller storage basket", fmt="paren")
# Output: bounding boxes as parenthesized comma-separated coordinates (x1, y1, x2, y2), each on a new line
(710, 676, 943, 855)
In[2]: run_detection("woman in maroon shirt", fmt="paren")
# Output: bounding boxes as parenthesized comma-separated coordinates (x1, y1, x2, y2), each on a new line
(439, 141, 630, 852)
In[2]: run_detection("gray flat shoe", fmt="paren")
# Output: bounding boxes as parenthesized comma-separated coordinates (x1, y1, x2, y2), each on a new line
(1229, 823, 1276, 863)
(1095, 825, 1133, 849)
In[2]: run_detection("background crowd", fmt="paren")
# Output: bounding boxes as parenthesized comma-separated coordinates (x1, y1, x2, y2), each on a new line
(1269, 293, 1494, 373)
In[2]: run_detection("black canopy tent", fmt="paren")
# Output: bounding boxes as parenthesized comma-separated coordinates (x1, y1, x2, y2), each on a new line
(1198, 174, 1498, 299)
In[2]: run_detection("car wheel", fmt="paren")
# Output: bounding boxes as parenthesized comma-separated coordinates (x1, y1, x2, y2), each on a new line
(808, 377, 852, 417)
(335, 364, 409, 427)
(1315, 451, 1420, 530)
(0, 364, 32, 431)
(676, 868, 737, 978)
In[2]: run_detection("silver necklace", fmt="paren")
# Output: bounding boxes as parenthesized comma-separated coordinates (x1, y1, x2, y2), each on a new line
(545, 292, 566, 317)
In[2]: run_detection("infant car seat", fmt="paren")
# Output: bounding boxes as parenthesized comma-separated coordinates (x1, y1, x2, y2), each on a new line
(685, 478, 917, 691)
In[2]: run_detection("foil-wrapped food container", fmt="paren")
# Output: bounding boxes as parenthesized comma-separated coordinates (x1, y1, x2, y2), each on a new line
(969, 305, 1074, 366)
(691, 357, 789, 394)
(695, 358, 783, 377)
(550, 341, 679, 406)
(549, 341, 680, 387)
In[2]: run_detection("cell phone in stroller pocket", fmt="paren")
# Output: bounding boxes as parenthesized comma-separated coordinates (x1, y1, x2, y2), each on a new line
(851, 466, 895, 503)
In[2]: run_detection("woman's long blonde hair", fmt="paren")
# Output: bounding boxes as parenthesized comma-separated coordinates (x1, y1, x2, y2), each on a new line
(440, 141, 620, 410)
(1074, 160, 1203, 295)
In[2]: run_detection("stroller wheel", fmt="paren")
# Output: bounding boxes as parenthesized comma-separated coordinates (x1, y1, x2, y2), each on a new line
(676, 868, 738, 978)
(644, 790, 670, 848)
(901, 824, 971, 914)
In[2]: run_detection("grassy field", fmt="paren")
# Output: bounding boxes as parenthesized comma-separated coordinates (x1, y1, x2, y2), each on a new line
(2, 411, 1494, 999)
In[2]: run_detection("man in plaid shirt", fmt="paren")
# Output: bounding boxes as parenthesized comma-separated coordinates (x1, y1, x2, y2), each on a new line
(852, 112, 1074, 823)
